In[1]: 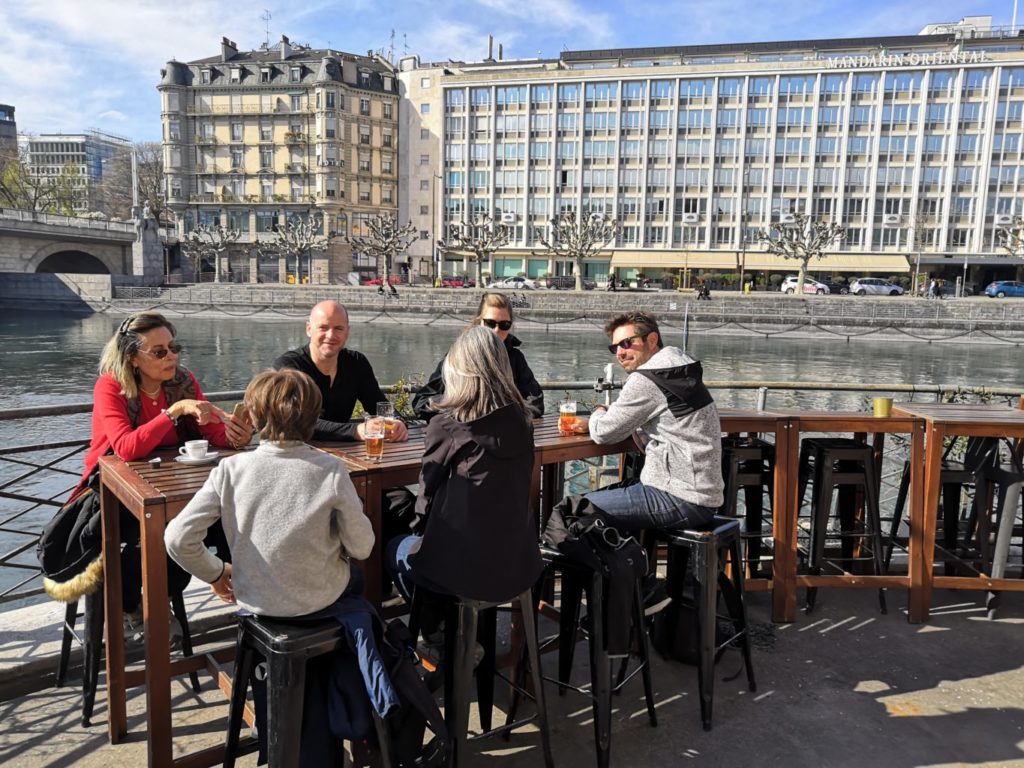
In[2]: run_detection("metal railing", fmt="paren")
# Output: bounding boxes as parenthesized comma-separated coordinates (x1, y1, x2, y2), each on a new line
(2, 380, 1020, 610)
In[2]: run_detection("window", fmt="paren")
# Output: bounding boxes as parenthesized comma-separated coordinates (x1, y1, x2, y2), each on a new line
(382, 158, 393, 174)
(231, 122, 243, 141)
(360, 98, 371, 116)
(260, 68, 271, 83)
(420, 153, 430, 165)
(290, 67, 301, 82)
(201, 69, 211, 84)
(231, 148, 244, 168)
(326, 91, 336, 110)
(420, 179, 430, 191)
(256, 210, 278, 232)
(383, 102, 393, 119)
(230, 68, 241, 83)
(360, 127, 371, 145)
(168, 120, 180, 141)
(383, 131, 393, 147)
(421, 77, 431, 88)
(531, 85, 551, 106)
(291, 95, 302, 112)
(421, 103, 431, 114)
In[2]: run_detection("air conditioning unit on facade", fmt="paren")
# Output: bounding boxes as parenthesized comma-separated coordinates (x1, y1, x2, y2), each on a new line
(500, 212, 517, 224)
(882, 214, 901, 226)
(779, 213, 796, 224)
(995, 214, 1014, 226)
(682, 212, 700, 224)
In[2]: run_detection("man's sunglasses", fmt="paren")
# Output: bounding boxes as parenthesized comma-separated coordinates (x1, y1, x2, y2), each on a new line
(481, 319, 513, 331)
(607, 334, 645, 354)
(138, 342, 183, 359)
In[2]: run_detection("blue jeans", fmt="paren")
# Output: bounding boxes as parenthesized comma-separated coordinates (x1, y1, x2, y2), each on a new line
(585, 482, 717, 533)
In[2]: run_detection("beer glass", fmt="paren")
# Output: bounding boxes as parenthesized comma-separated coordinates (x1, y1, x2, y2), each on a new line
(364, 415, 385, 461)
(377, 401, 396, 439)
(558, 400, 577, 436)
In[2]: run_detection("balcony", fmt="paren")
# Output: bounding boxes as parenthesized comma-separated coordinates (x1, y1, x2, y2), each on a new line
(284, 131, 308, 144)
(195, 136, 218, 145)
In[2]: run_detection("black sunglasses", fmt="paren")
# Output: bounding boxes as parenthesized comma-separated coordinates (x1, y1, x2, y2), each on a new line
(607, 334, 645, 354)
(481, 318, 513, 331)
(138, 342, 183, 359)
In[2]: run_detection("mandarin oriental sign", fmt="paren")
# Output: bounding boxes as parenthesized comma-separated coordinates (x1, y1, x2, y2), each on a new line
(824, 50, 991, 69)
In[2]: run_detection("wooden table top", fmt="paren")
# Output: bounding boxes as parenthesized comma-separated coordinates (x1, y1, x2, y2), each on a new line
(892, 401, 1024, 430)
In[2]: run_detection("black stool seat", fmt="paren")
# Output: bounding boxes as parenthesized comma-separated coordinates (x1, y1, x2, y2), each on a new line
(721, 437, 776, 577)
(409, 588, 554, 768)
(659, 516, 756, 731)
(224, 614, 393, 768)
(539, 544, 657, 768)
(798, 437, 886, 613)
(56, 590, 199, 727)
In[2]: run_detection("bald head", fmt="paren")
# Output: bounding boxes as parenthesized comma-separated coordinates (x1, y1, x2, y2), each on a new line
(306, 300, 351, 365)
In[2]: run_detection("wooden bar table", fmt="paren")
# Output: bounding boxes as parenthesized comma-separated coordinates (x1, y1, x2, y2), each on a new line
(891, 401, 1024, 622)
(767, 409, 925, 622)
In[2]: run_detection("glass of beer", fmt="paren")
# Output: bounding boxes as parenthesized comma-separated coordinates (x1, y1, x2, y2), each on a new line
(377, 401, 396, 439)
(558, 399, 577, 436)
(364, 415, 385, 461)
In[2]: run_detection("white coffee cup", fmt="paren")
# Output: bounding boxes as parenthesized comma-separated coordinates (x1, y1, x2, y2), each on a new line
(179, 440, 209, 460)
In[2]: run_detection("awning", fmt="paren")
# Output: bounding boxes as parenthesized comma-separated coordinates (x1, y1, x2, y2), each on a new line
(609, 251, 911, 272)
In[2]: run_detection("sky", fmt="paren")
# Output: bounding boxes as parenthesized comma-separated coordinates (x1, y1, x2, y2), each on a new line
(0, 0, 1016, 143)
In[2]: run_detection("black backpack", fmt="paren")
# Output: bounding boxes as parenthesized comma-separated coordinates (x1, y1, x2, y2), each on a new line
(376, 617, 450, 768)
(36, 469, 103, 600)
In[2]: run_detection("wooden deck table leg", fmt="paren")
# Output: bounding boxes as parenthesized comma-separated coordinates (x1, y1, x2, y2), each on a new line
(771, 418, 798, 623)
(101, 481, 127, 743)
(355, 475, 384, 607)
(140, 503, 173, 768)
(909, 422, 942, 623)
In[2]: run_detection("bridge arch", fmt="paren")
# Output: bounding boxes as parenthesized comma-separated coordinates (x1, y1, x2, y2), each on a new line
(28, 242, 118, 274)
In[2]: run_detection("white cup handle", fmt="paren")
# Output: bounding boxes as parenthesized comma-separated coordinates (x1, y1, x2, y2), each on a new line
(178, 447, 188, 456)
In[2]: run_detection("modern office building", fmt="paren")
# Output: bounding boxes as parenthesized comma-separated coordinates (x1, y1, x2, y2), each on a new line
(17, 129, 130, 213)
(159, 36, 399, 283)
(0, 105, 17, 155)
(399, 16, 1024, 289)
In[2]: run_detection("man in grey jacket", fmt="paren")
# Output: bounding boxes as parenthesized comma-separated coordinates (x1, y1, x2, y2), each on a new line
(586, 311, 723, 530)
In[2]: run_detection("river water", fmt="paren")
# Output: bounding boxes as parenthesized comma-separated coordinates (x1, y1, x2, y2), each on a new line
(1, 308, 1022, 605)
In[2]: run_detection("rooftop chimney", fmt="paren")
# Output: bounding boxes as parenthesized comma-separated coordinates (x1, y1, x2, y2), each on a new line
(487, 35, 494, 60)
(498, 43, 503, 60)
(221, 36, 237, 62)
(280, 35, 292, 61)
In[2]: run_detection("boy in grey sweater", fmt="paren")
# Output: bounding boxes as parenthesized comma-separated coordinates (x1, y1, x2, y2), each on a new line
(585, 311, 723, 531)
(165, 369, 373, 617)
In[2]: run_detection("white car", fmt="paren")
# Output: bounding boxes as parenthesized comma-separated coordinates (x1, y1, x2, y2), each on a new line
(487, 276, 538, 290)
(781, 276, 830, 295)
(849, 277, 904, 296)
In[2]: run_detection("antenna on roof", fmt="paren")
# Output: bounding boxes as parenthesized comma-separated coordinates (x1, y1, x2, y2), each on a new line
(261, 9, 272, 48)
(388, 28, 395, 63)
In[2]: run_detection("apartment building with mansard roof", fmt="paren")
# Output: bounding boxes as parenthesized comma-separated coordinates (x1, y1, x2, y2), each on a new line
(398, 17, 1024, 288)
(159, 36, 398, 283)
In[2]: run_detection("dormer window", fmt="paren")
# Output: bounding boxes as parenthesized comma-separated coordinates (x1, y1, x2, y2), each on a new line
(290, 67, 301, 82)
(383, 76, 393, 92)
(261, 68, 271, 83)
(230, 67, 241, 83)
(360, 71, 370, 88)
(201, 68, 211, 84)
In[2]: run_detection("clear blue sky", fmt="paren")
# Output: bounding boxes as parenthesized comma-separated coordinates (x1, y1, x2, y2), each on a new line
(0, 0, 1013, 143)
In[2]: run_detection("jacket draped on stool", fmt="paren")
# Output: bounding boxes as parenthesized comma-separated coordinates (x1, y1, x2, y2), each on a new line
(411, 404, 544, 602)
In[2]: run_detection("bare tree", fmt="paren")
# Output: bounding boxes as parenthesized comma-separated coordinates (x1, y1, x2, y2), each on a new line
(180, 225, 241, 283)
(998, 215, 1024, 258)
(272, 211, 332, 284)
(536, 211, 620, 291)
(754, 212, 845, 295)
(0, 146, 79, 214)
(92, 142, 167, 222)
(437, 212, 510, 286)
(343, 213, 417, 284)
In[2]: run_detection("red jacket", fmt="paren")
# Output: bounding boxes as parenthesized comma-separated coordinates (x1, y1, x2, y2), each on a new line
(80, 371, 229, 487)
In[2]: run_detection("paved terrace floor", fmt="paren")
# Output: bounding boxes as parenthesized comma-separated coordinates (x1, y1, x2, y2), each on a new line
(1, 585, 1022, 768)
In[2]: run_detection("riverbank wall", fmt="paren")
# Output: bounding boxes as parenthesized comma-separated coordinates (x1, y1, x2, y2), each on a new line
(3, 273, 1024, 344)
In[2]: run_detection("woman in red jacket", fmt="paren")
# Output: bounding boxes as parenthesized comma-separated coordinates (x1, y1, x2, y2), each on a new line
(81, 312, 252, 631)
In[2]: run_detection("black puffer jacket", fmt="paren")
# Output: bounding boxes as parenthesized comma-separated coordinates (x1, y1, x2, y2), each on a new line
(410, 404, 543, 602)
(412, 334, 544, 421)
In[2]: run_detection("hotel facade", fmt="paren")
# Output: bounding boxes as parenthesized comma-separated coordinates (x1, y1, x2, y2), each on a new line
(398, 17, 1024, 288)
(159, 37, 399, 282)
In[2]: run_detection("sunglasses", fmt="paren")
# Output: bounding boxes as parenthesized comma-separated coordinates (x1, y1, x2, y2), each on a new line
(481, 318, 513, 331)
(607, 334, 646, 354)
(138, 342, 183, 359)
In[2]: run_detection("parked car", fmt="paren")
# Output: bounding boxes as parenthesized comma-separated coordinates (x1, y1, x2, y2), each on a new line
(541, 275, 597, 290)
(362, 275, 403, 286)
(984, 280, 1024, 298)
(781, 276, 830, 295)
(849, 277, 904, 296)
(440, 277, 476, 288)
(819, 280, 850, 295)
(487, 276, 538, 290)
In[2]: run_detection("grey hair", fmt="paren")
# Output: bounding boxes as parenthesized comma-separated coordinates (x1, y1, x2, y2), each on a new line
(434, 325, 529, 423)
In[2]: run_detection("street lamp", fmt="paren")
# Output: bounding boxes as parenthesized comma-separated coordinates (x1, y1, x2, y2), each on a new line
(430, 172, 443, 284)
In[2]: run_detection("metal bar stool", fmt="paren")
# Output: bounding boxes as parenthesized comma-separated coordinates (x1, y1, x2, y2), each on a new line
(223, 614, 394, 768)
(971, 464, 1024, 619)
(660, 516, 757, 731)
(721, 436, 775, 577)
(56, 589, 199, 727)
(538, 545, 657, 768)
(797, 437, 886, 613)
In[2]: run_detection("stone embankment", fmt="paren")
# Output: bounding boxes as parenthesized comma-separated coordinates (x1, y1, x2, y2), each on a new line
(3, 273, 1024, 343)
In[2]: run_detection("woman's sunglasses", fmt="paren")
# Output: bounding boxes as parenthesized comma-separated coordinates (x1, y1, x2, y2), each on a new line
(607, 334, 645, 354)
(138, 342, 183, 359)
(481, 319, 513, 331)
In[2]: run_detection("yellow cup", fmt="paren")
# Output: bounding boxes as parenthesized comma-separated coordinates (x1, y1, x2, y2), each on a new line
(872, 397, 893, 418)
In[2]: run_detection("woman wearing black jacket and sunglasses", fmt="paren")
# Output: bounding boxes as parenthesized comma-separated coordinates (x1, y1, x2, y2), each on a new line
(412, 292, 544, 421)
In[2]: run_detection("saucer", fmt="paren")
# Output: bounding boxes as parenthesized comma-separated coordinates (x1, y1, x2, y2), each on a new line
(174, 452, 220, 466)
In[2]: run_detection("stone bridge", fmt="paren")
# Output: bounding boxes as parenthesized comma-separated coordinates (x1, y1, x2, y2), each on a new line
(0, 208, 167, 276)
